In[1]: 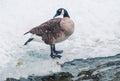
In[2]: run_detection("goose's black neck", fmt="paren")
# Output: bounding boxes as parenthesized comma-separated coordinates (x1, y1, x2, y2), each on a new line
(63, 10, 70, 18)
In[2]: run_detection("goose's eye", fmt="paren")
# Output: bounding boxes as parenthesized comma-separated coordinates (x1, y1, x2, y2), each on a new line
(57, 9, 62, 14)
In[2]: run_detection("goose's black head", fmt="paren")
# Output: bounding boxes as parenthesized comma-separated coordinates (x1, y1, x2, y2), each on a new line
(53, 8, 70, 18)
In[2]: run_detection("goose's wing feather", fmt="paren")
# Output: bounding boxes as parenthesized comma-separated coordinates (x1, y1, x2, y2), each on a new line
(29, 18, 62, 36)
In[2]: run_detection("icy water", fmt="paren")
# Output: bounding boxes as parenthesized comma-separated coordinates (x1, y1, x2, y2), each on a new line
(0, 0, 120, 80)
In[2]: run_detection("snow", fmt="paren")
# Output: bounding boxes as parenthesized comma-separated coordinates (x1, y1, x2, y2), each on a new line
(0, 0, 120, 80)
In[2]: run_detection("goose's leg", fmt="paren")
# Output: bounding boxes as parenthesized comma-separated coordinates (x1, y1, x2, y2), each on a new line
(50, 44, 62, 59)
(53, 44, 63, 54)
(50, 44, 54, 58)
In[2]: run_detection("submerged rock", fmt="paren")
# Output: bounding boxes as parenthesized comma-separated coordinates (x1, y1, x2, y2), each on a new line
(6, 72, 73, 81)
(5, 54, 120, 81)
(41, 72, 73, 81)
(6, 78, 19, 81)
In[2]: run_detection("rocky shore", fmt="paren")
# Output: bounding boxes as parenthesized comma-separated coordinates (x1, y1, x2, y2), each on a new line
(6, 54, 120, 81)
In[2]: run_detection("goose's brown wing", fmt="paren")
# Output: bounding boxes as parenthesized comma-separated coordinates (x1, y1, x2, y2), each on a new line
(29, 18, 62, 37)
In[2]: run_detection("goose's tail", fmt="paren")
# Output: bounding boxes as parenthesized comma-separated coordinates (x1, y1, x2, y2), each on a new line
(24, 38, 34, 45)
(24, 32, 29, 35)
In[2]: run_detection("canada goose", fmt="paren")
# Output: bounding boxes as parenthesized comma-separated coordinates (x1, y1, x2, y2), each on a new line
(24, 8, 74, 58)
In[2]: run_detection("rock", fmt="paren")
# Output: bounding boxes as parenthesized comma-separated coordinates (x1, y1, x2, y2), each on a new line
(112, 71, 120, 81)
(61, 54, 120, 81)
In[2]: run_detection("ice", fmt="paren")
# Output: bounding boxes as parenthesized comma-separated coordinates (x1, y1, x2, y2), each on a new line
(0, 0, 120, 80)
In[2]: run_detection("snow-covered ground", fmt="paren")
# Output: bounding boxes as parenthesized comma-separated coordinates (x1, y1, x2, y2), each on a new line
(0, 0, 120, 80)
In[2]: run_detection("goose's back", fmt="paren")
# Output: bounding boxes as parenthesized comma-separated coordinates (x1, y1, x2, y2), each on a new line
(29, 18, 62, 36)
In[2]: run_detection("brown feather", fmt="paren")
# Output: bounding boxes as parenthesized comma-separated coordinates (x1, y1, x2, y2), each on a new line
(27, 17, 74, 44)
(28, 18, 64, 44)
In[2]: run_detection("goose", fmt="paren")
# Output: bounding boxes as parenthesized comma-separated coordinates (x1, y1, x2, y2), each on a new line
(24, 8, 74, 58)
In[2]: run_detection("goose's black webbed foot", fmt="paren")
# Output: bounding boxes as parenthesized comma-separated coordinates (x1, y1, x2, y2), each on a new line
(50, 54, 62, 59)
(50, 44, 62, 59)
(54, 50, 63, 54)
